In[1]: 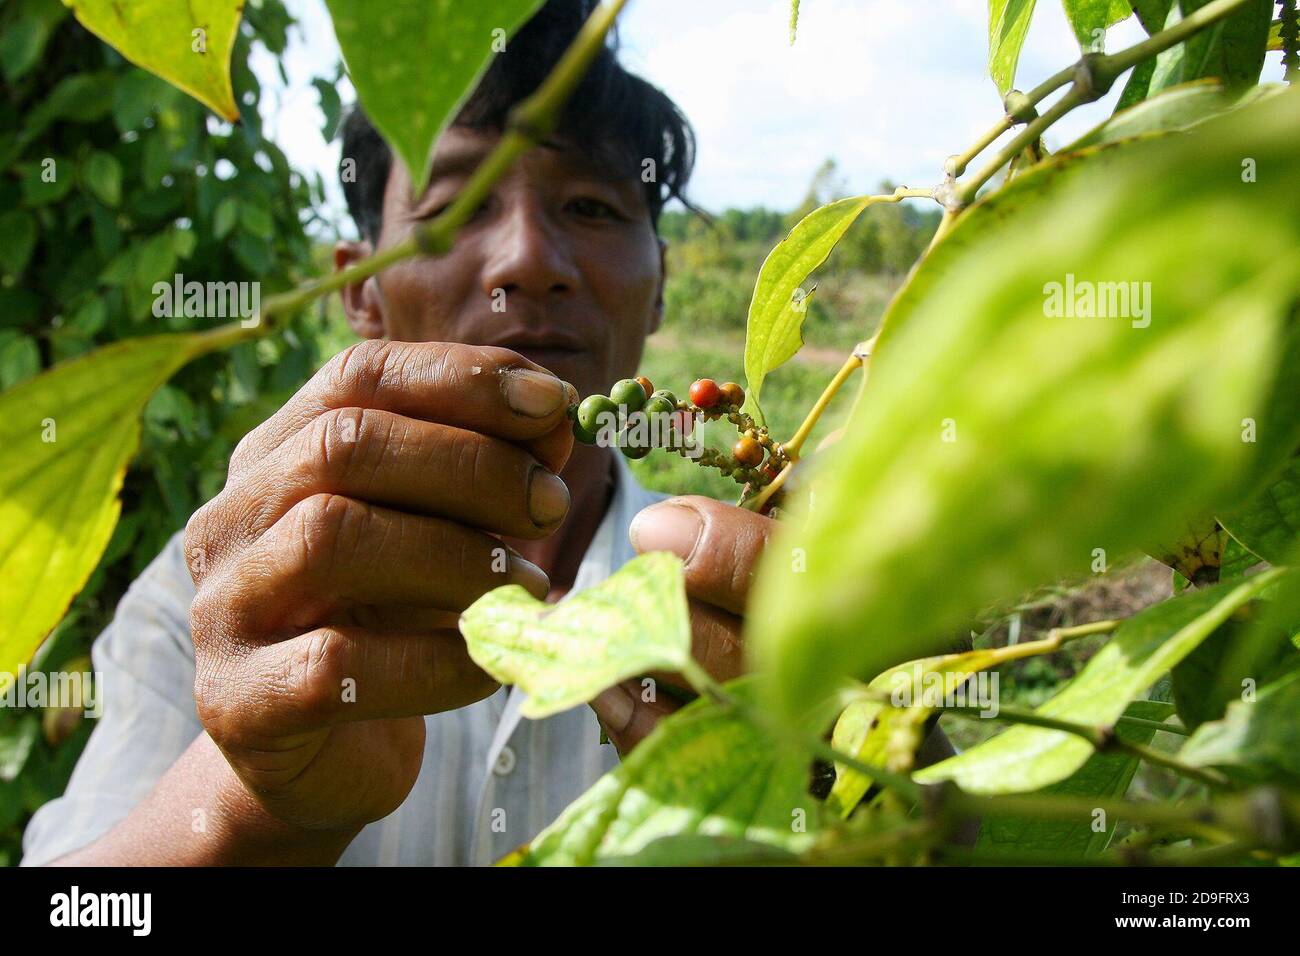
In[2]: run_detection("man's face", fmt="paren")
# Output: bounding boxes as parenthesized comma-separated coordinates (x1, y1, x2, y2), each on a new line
(338, 125, 666, 401)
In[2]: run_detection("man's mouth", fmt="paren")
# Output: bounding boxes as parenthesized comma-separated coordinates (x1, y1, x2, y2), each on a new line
(486, 333, 587, 372)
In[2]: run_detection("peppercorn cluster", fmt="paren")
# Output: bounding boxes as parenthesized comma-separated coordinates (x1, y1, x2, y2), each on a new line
(566, 376, 790, 493)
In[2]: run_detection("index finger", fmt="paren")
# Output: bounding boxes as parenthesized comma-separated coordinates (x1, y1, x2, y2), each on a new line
(629, 495, 776, 616)
(230, 340, 577, 479)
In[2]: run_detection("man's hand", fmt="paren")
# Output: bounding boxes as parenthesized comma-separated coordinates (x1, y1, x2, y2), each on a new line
(185, 340, 576, 836)
(592, 496, 773, 753)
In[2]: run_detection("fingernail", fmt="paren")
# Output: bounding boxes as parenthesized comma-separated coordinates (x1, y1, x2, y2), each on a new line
(594, 686, 634, 733)
(504, 368, 568, 418)
(528, 467, 570, 527)
(508, 553, 550, 599)
(629, 501, 702, 561)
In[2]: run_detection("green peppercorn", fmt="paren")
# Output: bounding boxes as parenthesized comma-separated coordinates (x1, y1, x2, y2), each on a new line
(577, 394, 618, 434)
(643, 395, 675, 419)
(620, 441, 651, 460)
(610, 378, 648, 413)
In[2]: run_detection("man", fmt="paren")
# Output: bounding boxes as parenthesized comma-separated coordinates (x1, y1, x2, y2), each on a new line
(23, 0, 953, 866)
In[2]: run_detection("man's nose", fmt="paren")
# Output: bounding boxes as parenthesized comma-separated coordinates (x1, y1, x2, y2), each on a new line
(480, 199, 579, 300)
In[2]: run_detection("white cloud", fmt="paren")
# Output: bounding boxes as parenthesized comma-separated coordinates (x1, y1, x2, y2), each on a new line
(255, 0, 1282, 228)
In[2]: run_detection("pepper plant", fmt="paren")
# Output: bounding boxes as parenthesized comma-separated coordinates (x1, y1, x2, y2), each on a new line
(3, 0, 1300, 866)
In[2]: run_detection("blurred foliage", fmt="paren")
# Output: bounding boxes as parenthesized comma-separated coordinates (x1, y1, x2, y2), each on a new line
(0, 0, 331, 864)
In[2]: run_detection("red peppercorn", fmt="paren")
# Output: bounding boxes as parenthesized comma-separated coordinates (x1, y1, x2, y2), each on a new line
(689, 378, 721, 409)
(733, 436, 764, 468)
(635, 375, 654, 399)
(719, 382, 745, 408)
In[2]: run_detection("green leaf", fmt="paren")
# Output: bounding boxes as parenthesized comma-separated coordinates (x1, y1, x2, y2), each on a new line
(0, 210, 38, 279)
(1149, 0, 1272, 95)
(595, 832, 799, 866)
(1130, 0, 1171, 34)
(0, 327, 245, 679)
(0, 713, 40, 782)
(914, 572, 1282, 793)
(1179, 663, 1300, 784)
(975, 700, 1175, 856)
(1202, 0, 1273, 88)
(1, 0, 69, 82)
(111, 69, 173, 133)
(20, 158, 73, 206)
(1062, 0, 1135, 50)
(1220, 456, 1300, 565)
(514, 679, 822, 865)
(63, 0, 243, 120)
(313, 77, 342, 141)
(81, 150, 122, 207)
(324, 0, 546, 192)
(460, 551, 691, 718)
(1069, 80, 1278, 150)
(1115, 56, 1158, 111)
(1172, 611, 1295, 730)
(0, 334, 42, 390)
(238, 198, 274, 239)
(749, 88, 1300, 721)
(989, 0, 1039, 94)
(213, 196, 239, 240)
(789, 0, 801, 45)
(742, 196, 876, 424)
(1219, 533, 1262, 581)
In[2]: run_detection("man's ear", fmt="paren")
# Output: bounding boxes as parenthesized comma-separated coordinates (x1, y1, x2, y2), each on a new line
(334, 240, 385, 339)
(649, 238, 668, 336)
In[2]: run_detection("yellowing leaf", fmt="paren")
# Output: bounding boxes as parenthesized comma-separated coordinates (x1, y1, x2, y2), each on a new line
(828, 645, 1019, 817)
(914, 572, 1282, 794)
(63, 0, 243, 121)
(460, 551, 691, 718)
(0, 326, 249, 685)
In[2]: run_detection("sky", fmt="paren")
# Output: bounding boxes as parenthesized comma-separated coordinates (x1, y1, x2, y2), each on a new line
(250, 0, 1280, 233)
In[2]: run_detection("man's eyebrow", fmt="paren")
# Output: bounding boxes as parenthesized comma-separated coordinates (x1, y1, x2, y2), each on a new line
(418, 135, 636, 202)
(537, 136, 633, 184)
(420, 144, 492, 195)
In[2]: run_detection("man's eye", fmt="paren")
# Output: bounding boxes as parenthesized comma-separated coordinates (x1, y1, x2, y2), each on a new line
(568, 197, 620, 220)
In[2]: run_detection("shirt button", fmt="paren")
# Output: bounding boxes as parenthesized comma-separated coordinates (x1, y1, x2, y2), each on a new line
(493, 745, 517, 776)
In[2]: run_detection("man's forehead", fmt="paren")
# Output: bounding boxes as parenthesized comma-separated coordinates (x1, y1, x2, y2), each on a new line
(420, 126, 633, 193)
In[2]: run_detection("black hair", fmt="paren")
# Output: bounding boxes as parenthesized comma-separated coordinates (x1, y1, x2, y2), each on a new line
(339, 0, 696, 244)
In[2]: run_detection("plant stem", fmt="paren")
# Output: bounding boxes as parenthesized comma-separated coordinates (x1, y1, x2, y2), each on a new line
(906, 697, 1225, 787)
(1021, 63, 1078, 110)
(249, 0, 628, 332)
(946, 0, 1252, 210)
(745, 333, 891, 513)
(782, 352, 863, 460)
(956, 88, 1083, 206)
(1118, 714, 1190, 737)
(944, 118, 1012, 180)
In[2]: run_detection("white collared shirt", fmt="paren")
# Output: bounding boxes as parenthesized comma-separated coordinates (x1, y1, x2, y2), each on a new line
(21, 453, 666, 867)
